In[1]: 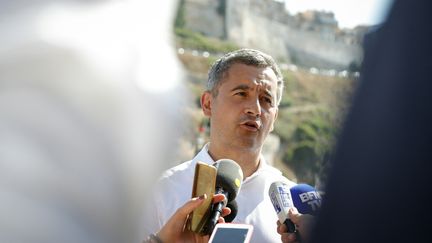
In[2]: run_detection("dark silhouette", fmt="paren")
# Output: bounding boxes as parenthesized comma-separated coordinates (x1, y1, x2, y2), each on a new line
(311, 0, 432, 242)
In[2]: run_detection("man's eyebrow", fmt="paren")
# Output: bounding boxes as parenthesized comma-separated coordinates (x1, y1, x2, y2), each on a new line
(263, 89, 273, 98)
(230, 84, 250, 92)
(230, 84, 274, 98)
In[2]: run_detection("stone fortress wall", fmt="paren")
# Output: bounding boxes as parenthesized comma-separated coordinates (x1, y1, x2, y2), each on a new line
(183, 0, 368, 70)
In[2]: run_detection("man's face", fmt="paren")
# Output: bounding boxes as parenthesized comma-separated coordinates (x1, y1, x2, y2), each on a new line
(202, 63, 279, 152)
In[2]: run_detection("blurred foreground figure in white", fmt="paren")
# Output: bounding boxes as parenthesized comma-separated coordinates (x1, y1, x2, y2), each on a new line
(0, 1, 186, 243)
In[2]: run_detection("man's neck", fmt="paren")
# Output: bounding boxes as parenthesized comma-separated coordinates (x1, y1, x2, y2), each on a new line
(207, 143, 262, 178)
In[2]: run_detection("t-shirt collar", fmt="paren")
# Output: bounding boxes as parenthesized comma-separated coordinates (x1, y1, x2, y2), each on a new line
(193, 143, 273, 181)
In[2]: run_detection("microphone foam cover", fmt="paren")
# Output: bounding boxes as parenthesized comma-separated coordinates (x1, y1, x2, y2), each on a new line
(290, 184, 322, 215)
(214, 159, 243, 201)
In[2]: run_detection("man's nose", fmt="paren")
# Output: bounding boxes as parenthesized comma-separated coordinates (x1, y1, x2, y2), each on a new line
(244, 97, 261, 117)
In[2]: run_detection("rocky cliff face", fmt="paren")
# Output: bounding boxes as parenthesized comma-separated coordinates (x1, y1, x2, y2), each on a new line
(183, 0, 226, 38)
(183, 0, 365, 70)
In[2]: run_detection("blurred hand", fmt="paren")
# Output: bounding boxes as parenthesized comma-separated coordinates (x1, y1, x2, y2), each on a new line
(276, 207, 315, 243)
(156, 194, 230, 243)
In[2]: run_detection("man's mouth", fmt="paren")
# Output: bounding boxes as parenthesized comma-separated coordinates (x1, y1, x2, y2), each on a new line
(241, 121, 261, 131)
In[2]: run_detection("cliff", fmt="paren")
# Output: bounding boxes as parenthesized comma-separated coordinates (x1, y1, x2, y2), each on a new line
(182, 0, 366, 70)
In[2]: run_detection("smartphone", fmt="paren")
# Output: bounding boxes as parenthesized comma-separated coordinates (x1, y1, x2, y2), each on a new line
(208, 223, 254, 243)
(188, 162, 217, 234)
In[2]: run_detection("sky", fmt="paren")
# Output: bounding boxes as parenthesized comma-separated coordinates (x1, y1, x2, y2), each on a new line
(283, 0, 394, 28)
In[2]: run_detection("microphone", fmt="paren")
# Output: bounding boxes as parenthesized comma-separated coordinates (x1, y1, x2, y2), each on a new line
(203, 159, 243, 234)
(290, 184, 322, 215)
(269, 181, 297, 233)
(224, 199, 238, 223)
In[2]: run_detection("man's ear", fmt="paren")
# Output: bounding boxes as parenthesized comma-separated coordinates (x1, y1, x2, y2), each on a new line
(270, 108, 278, 132)
(201, 91, 212, 117)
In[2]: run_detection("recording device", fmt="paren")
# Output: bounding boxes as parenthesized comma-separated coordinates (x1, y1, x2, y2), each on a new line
(290, 184, 322, 215)
(203, 159, 243, 235)
(224, 199, 238, 223)
(189, 162, 217, 233)
(208, 223, 253, 243)
(268, 181, 297, 233)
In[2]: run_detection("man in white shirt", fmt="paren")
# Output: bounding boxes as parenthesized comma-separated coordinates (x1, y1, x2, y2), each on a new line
(144, 49, 296, 242)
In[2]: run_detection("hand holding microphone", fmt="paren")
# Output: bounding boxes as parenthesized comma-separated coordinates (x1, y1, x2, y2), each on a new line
(284, 183, 321, 242)
(269, 181, 297, 233)
(150, 194, 230, 243)
(276, 207, 315, 243)
(189, 159, 243, 235)
(203, 159, 243, 234)
(270, 182, 322, 243)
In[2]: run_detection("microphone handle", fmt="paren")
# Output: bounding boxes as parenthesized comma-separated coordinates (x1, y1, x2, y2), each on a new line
(202, 187, 227, 235)
(284, 218, 302, 242)
(283, 218, 297, 233)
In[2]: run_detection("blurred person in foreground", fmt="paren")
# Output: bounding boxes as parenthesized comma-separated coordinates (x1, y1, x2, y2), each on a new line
(144, 48, 296, 242)
(278, 0, 432, 242)
(0, 1, 188, 243)
(310, 0, 432, 242)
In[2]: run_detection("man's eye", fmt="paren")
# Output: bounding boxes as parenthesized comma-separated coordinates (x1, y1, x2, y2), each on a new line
(262, 96, 273, 104)
(235, 92, 247, 96)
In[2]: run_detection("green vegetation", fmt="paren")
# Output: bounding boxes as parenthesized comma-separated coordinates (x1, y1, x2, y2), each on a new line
(277, 108, 336, 184)
(175, 28, 239, 53)
(273, 68, 353, 184)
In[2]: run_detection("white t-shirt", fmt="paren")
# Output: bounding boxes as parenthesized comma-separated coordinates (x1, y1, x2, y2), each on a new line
(143, 144, 296, 243)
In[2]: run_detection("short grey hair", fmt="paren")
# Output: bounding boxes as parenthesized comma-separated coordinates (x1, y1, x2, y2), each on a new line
(207, 48, 284, 105)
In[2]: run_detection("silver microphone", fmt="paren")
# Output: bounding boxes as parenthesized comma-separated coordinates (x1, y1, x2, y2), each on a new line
(269, 181, 297, 233)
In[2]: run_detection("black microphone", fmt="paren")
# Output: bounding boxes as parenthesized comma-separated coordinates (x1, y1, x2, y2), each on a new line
(224, 199, 238, 223)
(203, 159, 243, 234)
